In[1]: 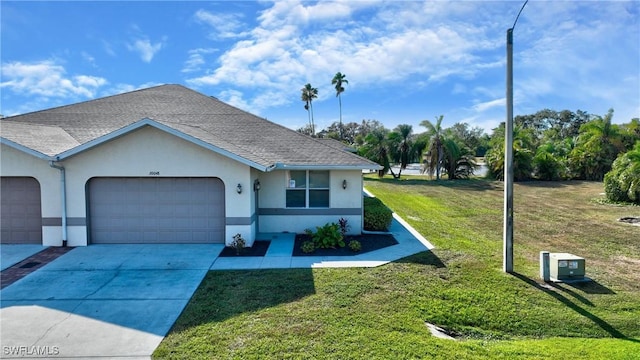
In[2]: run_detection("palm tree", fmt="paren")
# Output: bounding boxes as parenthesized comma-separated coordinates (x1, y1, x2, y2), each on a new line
(420, 115, 445, 180)
(604, 141, 640, 204)
(331, 72, 348, 140)
(485, 125, 535, 181)
(441, 136, 478, 179)
(300, 83, 318, 135)
(570, 109, 623, 180)
(391, 124, 413, 178)
(359, 128, 391, 177)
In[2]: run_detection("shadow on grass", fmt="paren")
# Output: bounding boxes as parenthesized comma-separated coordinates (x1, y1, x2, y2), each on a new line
(515, 180, 594, 188)
(364, 176, 499, 192)
(167, 269, 316, 333)
(394, 250, 446, 268)
(566, 279, 616, 295)
(512, 272, 638, 342)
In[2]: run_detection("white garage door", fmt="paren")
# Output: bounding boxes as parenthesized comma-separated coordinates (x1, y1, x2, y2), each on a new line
(88, 177, 225, 244)
(1, 177, 42, 244)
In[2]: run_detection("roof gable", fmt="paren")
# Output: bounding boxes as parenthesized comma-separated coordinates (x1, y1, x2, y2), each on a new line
(0, 84, 381, 170)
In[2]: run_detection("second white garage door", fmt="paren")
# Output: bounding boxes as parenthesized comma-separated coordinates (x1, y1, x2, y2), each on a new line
(88, 177, 225, 244)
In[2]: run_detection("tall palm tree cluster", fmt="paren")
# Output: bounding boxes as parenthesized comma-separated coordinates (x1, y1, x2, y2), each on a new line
(356, 116, 481, 180)
(298, 88, 639, 202)
(300, 72, 348, 137)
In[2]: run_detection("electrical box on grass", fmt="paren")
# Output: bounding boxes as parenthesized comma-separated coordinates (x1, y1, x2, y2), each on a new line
(549, 253, 585, 282)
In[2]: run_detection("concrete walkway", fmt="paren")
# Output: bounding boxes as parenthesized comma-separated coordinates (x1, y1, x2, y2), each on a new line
(211, 215, 434, 270)
(0, 213, 432, 359)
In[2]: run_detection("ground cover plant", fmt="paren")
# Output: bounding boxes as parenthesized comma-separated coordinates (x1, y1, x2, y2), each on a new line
(292, 233, 397, 256)
(154, 176, 640, 359)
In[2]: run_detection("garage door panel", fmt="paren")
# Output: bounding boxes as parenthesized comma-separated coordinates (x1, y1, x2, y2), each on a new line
(89, 177, 224, 244)
(1, 177, 42, 244)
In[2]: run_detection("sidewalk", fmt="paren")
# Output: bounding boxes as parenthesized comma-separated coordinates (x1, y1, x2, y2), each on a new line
(210, 213, 434, 270)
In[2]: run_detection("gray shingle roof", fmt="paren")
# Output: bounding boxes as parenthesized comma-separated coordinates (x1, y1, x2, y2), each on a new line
(0, 84, 380, 170)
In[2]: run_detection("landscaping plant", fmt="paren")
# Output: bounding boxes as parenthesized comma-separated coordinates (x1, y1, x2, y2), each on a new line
(230, 233, 246, 255)
(363, 196, 393, 231)
(310, 222, 345, 249)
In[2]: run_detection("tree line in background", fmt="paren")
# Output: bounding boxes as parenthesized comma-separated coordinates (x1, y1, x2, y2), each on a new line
(298, 108, 640, 204)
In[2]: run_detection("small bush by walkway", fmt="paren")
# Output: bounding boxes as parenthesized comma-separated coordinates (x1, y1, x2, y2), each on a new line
(292, 233, 398, 256)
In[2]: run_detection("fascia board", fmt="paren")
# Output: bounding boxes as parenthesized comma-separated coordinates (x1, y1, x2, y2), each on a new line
(272, 163, 383, 171)
(0, 137, 53, 160)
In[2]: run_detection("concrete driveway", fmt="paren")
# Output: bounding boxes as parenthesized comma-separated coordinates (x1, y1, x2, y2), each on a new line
(0, 245, 47, 271)
(0, 244, 223, 359)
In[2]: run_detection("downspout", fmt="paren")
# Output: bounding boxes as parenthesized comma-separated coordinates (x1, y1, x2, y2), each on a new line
(49, 161, 68, 247)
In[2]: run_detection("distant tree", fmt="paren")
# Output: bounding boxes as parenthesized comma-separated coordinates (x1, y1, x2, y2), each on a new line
(604, 141, 640, 204)
(449, 122, 487, 156)
(485, 124, 535, 181)
(387, 124, 413, 179)
(359, 128, 391, 177)
(331, 72, 348, 139)
(569, 109, 623, 180)
(420, 115, 446, 180)
(441, 134, 478, 179)
(621, 118, 640, 151)
(301, 83, 318, 135)
(532, 140, 571, 180)
(296, 124, 314, 136)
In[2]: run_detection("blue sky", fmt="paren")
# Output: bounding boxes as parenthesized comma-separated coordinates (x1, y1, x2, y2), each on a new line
(1, 1, 639, 135)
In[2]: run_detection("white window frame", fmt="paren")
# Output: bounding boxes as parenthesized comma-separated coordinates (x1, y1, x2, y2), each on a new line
(286, 170, 330, 208)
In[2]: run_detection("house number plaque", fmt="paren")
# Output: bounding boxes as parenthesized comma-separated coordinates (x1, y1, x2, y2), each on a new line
(149, 171, 160, 176)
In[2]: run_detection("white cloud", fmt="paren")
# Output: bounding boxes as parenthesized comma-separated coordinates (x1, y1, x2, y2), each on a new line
(187, 1, 503, 113)
(217, 89, 251, 111)
(473, 98, 505, 113)
(81, 51, 97, 67)
(127, 37, 165, 63)
(0, 60, 107, 99)
(194, 9, 249, 39)
(182, 48, 218, 73)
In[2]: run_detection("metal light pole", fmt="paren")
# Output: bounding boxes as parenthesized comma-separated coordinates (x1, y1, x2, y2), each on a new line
(504, 0, 527, 273)
(504, 27, 514, 273)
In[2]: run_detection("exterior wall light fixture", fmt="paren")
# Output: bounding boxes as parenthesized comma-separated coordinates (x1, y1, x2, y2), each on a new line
(236, 183, 242, 194)
(253, 179, 261, 191)
(342, 179, 347, 190)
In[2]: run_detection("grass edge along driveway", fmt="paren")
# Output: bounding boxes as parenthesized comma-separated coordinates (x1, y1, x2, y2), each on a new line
(154, 177, 640, 359)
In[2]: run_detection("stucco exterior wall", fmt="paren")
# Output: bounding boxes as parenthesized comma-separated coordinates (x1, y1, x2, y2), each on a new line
(257, 169, 363, 234)
(2, 126, 256, 246)
(1, 144, 61, 246)
(2, 126, 367, 246)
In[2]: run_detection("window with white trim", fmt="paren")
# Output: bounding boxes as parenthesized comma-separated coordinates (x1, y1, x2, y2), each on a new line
(286, 170, 329, 208)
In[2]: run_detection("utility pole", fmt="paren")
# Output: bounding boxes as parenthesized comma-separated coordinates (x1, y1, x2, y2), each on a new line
(504, 27, 514, 273)
(504, 0, 527, 273)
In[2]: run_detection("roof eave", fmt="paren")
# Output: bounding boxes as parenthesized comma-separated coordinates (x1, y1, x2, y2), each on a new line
(272, 163, 383, 171)
(0, 137, 53, 160)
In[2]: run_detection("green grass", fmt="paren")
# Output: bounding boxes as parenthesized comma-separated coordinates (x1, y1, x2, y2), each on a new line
(154, 177, 640, 359)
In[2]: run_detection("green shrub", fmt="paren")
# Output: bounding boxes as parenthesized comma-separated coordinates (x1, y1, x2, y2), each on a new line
(301, 240, 316, 253)
(604, 143, 640, 204)
(311, 222, 345, 249)
(363, 197, 393, 231)
(348, 240, 362, 252)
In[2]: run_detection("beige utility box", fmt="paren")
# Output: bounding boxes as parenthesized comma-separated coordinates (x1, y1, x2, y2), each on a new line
(549, 253, 585, 281)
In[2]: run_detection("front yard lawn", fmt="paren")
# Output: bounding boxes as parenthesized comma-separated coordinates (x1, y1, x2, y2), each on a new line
(154, 177, 640, 359)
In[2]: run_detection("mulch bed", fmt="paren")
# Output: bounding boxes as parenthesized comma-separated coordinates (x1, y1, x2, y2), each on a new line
(292, 233, 398, 256)
(218, 240, 271, 257)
